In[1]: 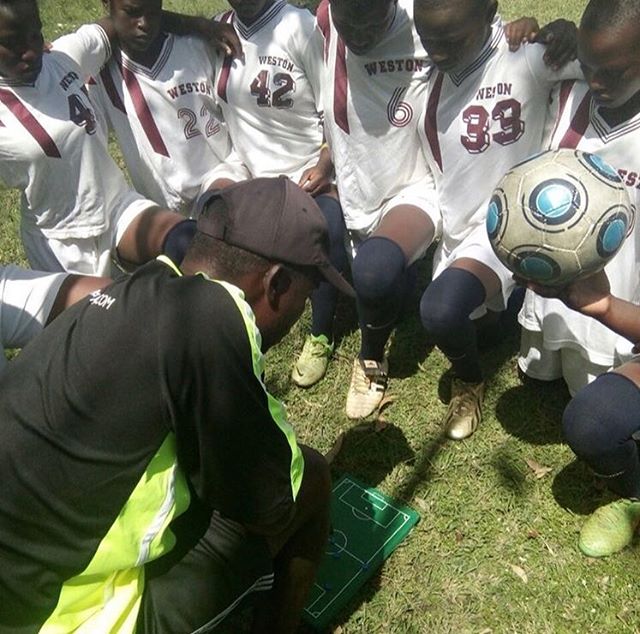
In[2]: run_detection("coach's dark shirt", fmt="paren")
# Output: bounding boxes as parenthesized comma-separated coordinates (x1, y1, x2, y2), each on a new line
(0, 259, 302, 631)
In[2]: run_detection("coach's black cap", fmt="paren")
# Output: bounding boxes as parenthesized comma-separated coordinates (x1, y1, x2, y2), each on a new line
(195, 177, 355, 297)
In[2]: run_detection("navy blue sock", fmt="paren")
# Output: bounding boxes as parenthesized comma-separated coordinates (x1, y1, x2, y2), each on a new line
(352, 236, 408, 361)
(162, 219, 197, 266)
(311, 195, 347, 339)
(420, 267, 486, 383)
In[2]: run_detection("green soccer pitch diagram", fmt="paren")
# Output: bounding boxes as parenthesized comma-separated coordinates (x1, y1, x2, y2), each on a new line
(303, 474, 420, 630)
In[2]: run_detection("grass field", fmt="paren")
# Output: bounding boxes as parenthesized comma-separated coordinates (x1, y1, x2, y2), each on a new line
(5, 1, 640, 633)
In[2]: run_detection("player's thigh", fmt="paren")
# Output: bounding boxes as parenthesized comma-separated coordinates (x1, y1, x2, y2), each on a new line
(613, 355, 640, 389)
(138, 511, 273, 634)
(372, 204, 436, 264)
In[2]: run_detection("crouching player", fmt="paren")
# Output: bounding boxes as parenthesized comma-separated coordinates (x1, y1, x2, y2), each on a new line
(0, 0, 236, 275)
(90, 0, 248, 215)
(526, 268, 640, 558)
(519, 0, 640, 397)
(319, 0, 440, 418)
(414, 0, 580, 439)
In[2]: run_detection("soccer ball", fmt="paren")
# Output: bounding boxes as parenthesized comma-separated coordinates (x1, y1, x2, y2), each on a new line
(486, 149, 635, 287)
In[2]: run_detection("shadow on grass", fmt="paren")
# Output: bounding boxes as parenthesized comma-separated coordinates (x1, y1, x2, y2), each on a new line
(552, 458, 612, 516)
(494, 380, 571, 445)
(332, 422, 414, 487)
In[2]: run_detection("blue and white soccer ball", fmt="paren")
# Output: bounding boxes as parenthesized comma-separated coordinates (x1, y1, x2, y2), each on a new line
(487, 149, 635, 287)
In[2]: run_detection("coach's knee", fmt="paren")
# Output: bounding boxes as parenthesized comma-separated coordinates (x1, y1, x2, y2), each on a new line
(351, 236, 405, 303)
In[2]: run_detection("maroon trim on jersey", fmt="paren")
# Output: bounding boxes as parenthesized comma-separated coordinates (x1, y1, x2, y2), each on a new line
(333, 37, 349, 134)
(316, 0, 331, 62)
(424, 71, 444, 172)
(558, 91, 591, 149)
(99, 67, 127, 115)
(119, 64, 169, 157)
(216, 11, 235, 103)
(557, 80, 576, 122)
(0, 89, 61, 158)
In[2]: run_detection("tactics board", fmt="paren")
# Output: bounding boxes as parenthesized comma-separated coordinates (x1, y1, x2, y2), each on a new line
(303, 474, 420, 630)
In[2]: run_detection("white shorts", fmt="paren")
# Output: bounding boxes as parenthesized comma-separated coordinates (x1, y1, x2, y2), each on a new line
(345, 181, 441, 264)
(518, 327, 612, 396)
(21, 197, 155, 276)
(432, 222, 515, 316)
(0, 265, 67, 373)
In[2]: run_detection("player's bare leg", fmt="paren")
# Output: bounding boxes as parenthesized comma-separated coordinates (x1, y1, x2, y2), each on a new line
(347, 205, 435, 418)
(252, 445, 331, 633)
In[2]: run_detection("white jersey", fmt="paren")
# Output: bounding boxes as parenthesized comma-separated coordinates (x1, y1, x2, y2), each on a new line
(317, 0, 435, 233)
(0, 265, 67, 373)
(213, 1, 324, 182)
(519, 80, 640, 365)
(89, 30, 245, 214)
(0, 25, 145, 240)
(419, 17, 581, 257)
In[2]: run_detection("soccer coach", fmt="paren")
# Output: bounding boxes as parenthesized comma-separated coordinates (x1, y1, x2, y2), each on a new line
(0, 177, 354, 634)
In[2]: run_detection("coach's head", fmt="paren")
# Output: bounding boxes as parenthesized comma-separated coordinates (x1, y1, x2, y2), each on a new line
(183, 177, 354, 351)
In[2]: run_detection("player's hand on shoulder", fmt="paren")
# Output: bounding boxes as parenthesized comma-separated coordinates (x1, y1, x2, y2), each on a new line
(504, 17, 540, 52)
(200, 19, 243, 58)
(533, 19, 577, 70)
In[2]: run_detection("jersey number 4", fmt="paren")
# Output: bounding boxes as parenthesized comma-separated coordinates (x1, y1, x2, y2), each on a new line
(461, 99, 524, 153)
(68, 92, 97, 135)
(249, 71, 295, 109)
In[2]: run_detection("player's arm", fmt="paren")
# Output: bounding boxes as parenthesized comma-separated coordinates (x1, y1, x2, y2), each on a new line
(46, 274, 111, 325)
(522, 269, 640, 345)
(94, 13, 241, 58)
(506, 17, 577, 70)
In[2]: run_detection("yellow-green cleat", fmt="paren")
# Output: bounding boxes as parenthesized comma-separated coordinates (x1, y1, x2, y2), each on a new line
(292, 334, 334, 388)
(579, 499, 640, 557)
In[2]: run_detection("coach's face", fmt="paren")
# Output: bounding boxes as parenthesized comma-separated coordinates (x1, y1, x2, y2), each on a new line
(0, 2, 44, 83)
(109, 0, 162, 54)
(330, 0, 397, 56)
(578, 22, 640, 110)
(228, 0, 274, 24)
(414, 0, 496, 73)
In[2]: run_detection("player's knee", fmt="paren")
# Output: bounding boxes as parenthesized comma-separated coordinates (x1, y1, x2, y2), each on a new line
(420, 268, 485, 338)
(352, 237, 405, 303)
(562, 374, 632, 458)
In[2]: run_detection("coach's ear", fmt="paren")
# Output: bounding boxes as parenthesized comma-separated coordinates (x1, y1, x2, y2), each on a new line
(263, 264, 293, 309)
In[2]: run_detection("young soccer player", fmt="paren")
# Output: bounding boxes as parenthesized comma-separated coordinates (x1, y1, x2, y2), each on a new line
(519, 0, 640, 398)
(525, 265, 640, 557)
(414, 0, 580, 439)
(213, 0, 347, 388)
(0, 0, 234, 275)
(319, 0, 440, 418)
(90, 0, 248, 215)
